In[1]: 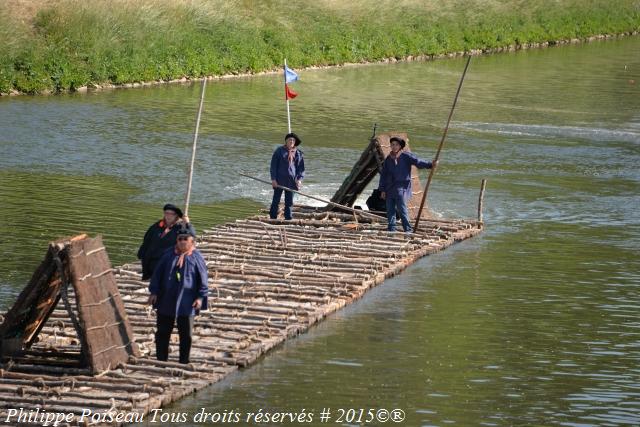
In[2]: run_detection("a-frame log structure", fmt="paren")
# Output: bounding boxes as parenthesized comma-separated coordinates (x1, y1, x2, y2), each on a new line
(0, 235, 139, 374)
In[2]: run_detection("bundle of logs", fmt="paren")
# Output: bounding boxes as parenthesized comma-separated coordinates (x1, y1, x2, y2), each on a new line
(0, 210, 482, 425)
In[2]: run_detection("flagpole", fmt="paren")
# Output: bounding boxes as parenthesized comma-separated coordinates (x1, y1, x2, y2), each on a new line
(284, 59, 292, 133)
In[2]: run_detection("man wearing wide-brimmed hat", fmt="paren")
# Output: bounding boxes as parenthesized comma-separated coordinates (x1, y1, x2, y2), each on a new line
(379, 136, 436, 233)
(269, 132, 305, 220)
(137, 203, 192, 280)
(148, 225, 208, 364)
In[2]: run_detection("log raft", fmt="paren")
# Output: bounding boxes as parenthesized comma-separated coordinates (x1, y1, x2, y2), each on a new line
(0, 210, 482, 426)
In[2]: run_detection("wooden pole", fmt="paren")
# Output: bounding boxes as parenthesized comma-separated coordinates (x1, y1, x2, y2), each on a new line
(284, 59, 291, 133)
(184, 78, 207, 217)
(477, 179, 487, 224)
(414, 55, 471, 231)
(239, 173, 384, 222)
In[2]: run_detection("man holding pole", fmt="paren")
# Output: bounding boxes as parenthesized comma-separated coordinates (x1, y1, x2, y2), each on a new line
(379, 136, 437, 233)
(269, 133, 305, 220)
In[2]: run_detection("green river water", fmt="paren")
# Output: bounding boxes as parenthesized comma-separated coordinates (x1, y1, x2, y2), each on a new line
(1, 37, 639, 426)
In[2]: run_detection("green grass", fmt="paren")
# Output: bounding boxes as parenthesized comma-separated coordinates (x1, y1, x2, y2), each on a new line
(0, 0, 638, 94)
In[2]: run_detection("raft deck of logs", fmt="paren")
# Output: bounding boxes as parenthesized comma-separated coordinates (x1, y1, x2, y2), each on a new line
(0, 209, 482, 426)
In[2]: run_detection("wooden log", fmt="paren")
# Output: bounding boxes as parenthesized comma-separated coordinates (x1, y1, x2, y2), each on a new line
(0, 385, 150, 405)
(201, 241, 405, 258)
(118, 363, 202, 378)
(6, 356, 82, 368)
(200, 247, 384, 267)
(207, 272, 367, 288)
(0, 402, 98, 416)
(203, 227, 407, 245)
(2, 364, 92, 376)
(478, 178, 487, 225)
(223, 267, 366, 282)
(207, 224, 415, 244)
(210, 282, 340, 303)
(199, 243, 385, 264)
(0, 377, 165, 394)
(0, 393, 134, 410)
(203, 251, 386, 271)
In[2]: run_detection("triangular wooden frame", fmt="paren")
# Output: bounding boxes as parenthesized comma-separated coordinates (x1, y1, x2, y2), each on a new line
(0, 234, 139, 374)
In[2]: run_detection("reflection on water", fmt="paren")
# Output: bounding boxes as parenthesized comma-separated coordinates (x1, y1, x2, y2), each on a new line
(1, 37, 640, 426)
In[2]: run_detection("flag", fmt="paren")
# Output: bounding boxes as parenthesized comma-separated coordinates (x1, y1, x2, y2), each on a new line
(285, 65, 299, 84)
(285, 84, 298, 100)
(283, 62, 299, 131)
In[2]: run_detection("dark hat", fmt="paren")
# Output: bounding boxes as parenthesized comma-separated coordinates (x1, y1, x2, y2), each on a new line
(389, 136, 406, 149)
(177, 224, 196, 238)
(285, 132, 302, 146)
(163, 203, 184, 218)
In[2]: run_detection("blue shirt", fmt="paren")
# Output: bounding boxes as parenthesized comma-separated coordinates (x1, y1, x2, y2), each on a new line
(378, 151, 432, 200)
(149, 248, 209, 317)
(270, 145, 305, 189)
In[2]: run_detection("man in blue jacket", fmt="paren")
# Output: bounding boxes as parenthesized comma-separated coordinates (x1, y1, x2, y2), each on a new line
(269, 132, 305, 220)
(148, 225, 208, 364)
(379, 136, 437, 233)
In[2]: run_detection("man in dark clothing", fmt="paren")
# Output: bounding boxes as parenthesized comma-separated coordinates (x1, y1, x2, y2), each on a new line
(269, 132, 305, 220)
(379, 137, 437, 232)
(366, 189, 387, 213)
(148, 226, 208, 364)
(137, 204, 192, 280)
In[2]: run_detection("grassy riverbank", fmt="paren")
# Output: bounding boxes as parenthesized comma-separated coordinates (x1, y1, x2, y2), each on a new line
(1, 0, 639, 94)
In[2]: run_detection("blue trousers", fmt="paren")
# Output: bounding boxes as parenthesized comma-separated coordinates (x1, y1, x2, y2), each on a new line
(270, 188, 294, 220)
(386, 197, 412, 232)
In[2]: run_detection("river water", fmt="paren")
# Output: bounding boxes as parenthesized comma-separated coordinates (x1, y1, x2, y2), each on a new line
(1, 37, 639, 426)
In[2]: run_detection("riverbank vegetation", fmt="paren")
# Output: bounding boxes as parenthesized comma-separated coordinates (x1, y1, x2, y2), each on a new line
(1, 0, 638, 94)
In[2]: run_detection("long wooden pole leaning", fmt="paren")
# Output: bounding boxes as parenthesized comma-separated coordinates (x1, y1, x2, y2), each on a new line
(239, 173, 384, 222)
(413, 55, 471, 232)
(184, 79, 207, 217)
